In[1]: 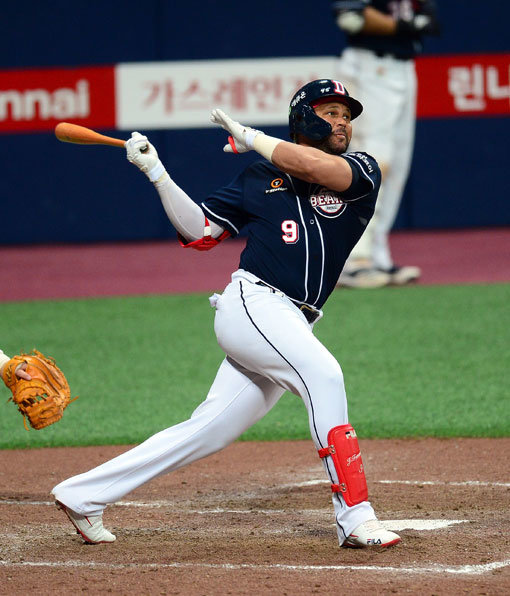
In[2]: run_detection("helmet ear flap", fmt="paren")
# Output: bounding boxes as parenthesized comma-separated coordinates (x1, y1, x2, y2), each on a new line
(289, 103, 333, 141)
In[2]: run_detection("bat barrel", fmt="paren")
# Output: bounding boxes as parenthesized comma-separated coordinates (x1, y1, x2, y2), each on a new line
(55, 122, 126, 147)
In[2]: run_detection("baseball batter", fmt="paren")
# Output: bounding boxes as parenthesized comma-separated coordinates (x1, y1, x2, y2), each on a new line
(332, 0, 440, 287)
(52, 79, 401, 549)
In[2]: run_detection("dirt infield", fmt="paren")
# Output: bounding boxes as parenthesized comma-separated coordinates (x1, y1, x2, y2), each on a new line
(1, 438, 509, 595)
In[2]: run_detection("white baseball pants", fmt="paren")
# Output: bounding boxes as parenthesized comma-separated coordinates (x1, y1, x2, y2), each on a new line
(52, 269, 376, 544)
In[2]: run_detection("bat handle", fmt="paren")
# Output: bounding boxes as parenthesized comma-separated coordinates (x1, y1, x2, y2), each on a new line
(141, 144, 149, 153)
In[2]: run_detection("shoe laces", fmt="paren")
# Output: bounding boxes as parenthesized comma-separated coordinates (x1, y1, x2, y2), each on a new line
(363, 519, 385, 531)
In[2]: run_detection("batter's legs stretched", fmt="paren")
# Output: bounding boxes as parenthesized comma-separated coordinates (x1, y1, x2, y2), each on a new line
(214, 273, 380, 542)
(52, 357, 284, 518)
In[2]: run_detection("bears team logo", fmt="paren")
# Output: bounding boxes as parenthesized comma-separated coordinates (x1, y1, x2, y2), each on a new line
(310, 187, 347, 217)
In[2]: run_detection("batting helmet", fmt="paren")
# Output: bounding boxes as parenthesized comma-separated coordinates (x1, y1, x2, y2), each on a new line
(289, 79, 363, 141)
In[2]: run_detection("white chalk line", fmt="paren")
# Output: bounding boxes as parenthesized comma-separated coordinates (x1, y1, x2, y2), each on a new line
(285, 479, 510, 488)
(0, 493, 505, 577)
(0, 499, 468, 524)
(0, 498, 468, 531)
(1, 479, 505, 510)
(377, 480, 510, 488)
(0, 558, 508, 576)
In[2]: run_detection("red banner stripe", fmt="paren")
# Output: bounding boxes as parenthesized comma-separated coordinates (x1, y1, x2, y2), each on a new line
(0, 66, 115, 133)
(416, 53, 510, 118)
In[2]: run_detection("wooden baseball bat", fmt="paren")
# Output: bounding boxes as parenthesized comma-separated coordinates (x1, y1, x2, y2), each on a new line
(55, 122, 126, 148)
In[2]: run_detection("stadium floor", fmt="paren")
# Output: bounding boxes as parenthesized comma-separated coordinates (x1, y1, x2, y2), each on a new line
(1, 227, 509, 302)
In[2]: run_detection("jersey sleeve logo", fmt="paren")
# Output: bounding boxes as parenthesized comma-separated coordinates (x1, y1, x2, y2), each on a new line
(310, 187, 347, 218)
(265, 177, 288, 194)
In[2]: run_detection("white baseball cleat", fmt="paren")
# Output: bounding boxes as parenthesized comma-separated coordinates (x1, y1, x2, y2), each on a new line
(56, 500, 116, 544)
(380, 265, 421, 285)
(343, 519, 401, 548)
(336, 267, 391, 289)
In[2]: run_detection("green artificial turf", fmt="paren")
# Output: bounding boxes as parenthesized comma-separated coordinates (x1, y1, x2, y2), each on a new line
(1, 283, 508, 449)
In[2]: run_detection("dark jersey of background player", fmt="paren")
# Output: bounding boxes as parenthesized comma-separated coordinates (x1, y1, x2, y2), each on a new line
(332, 0, 440, 59)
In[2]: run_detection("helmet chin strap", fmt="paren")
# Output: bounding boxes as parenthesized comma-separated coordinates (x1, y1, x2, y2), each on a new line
(290, 104, 332, 141)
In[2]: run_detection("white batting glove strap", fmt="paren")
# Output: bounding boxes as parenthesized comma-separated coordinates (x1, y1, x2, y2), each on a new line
(243, 128, 261, 149)
(147, 161, 166, 182)
(126, 132, 166, 181)
(210, 108, 263, 154)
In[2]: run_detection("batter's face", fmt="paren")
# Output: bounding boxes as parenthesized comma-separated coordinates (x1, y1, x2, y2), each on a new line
(311, 101, 353, 155)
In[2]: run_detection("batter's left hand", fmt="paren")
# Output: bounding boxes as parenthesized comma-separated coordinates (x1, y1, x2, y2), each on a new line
(210, 109, 263, 154)
(126, 132, 166, 182)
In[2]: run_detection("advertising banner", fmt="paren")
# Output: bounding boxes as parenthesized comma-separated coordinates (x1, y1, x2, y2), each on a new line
(115, 57, 334, 130)
(416, 54, 510, 118)
(0, 66, 115, 133)
(1, 54, 508, 134)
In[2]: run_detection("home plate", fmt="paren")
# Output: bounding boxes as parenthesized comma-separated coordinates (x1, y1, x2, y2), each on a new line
(382, 519, 468, 531)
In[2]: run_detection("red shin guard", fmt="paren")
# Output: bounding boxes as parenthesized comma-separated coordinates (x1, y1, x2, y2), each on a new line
(318, 424, 368, 507)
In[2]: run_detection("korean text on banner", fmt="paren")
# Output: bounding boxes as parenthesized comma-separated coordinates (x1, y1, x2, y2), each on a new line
(115, 57, 335, 130)
(416, 53, 510, 118)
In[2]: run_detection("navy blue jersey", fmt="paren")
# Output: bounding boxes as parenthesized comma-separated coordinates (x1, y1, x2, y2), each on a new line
(333, 0, 428, 59)
(201, 153, 381, 309)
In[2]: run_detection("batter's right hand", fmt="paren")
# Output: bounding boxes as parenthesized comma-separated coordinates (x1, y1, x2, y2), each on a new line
(126, 132, 166, 182)
(210, 109, 263, 154)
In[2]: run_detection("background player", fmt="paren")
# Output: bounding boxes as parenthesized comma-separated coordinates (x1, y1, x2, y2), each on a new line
(332, 0, 440, 288)
(51, 79, 401, 549)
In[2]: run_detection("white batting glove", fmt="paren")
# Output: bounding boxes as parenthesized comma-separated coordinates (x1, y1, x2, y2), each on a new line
(126, 132, 166, 182)
(210, 109, 264, 154)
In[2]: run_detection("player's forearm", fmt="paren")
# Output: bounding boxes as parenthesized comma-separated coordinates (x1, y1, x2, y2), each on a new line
(125, 131, 224, 242)
(359, 5, 440, 37)
(269, 141, 352, 192)
(154, 173, 224, 242)
(361, 6, 397, 35)
(211, 110, 351, 191)
(0, 349, 10, 374)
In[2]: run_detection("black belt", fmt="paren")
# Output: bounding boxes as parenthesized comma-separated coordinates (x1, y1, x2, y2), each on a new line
(255, 281, 321, 324)
(374, 50, 411, 61)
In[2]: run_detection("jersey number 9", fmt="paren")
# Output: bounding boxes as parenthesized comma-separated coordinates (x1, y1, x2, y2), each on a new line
(281, 220, 299, 244)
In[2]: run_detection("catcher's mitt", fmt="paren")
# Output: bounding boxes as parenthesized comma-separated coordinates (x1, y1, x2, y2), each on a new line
(2, 349, 77, 430)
